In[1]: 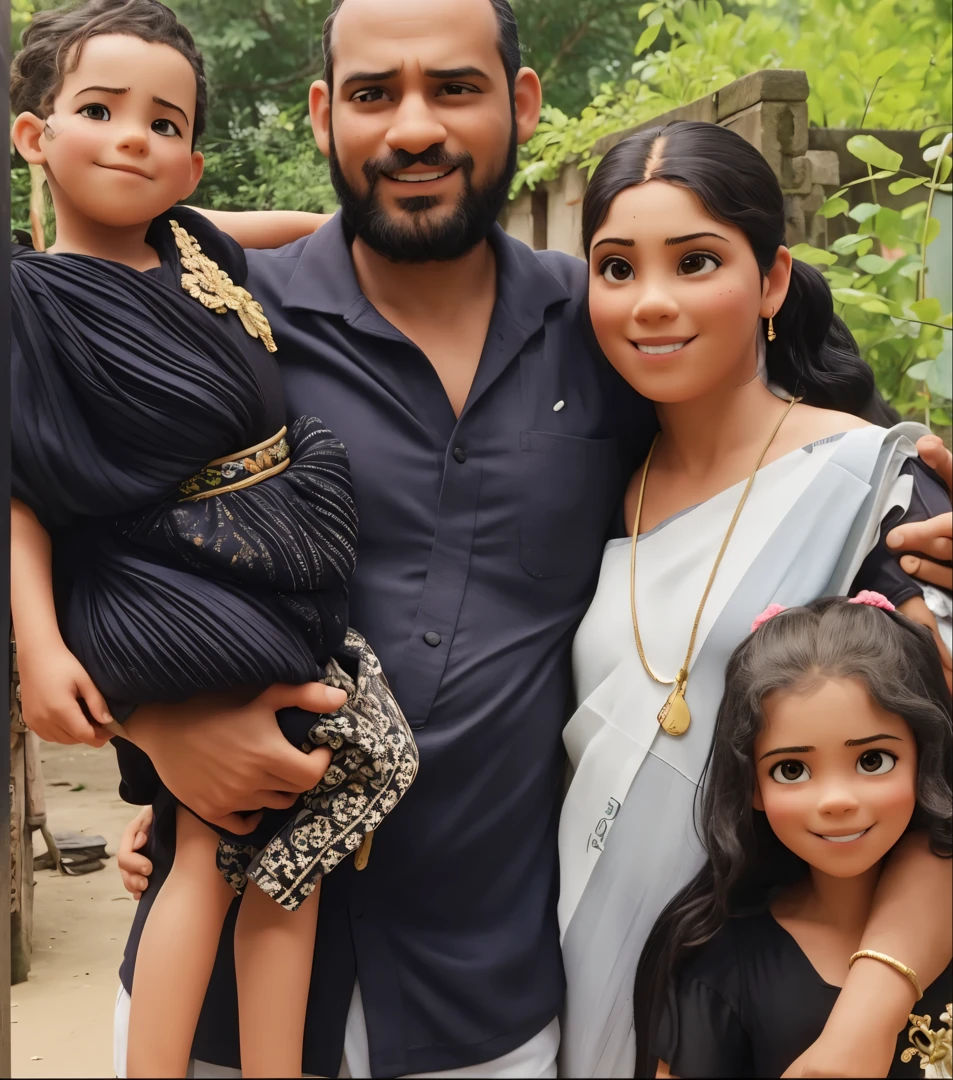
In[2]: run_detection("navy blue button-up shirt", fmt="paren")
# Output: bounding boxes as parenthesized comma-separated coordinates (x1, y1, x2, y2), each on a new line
(120, 215, 654, 1077)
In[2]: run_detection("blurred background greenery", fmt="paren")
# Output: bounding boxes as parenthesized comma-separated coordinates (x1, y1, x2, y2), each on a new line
(9, 0, 952, 425)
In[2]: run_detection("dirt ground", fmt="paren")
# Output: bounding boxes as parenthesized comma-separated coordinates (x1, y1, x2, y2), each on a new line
(12, 740, 138, 1079)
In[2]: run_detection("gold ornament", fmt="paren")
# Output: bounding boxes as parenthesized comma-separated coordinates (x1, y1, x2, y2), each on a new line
(767, 315, 777, 342)
(629, 396, 799, 737)
(171, 220, 277, 352)
(901, 1005, 952, 1076)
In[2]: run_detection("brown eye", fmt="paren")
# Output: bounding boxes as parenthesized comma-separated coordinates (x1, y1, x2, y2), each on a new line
(771, 759, 811, 784)
(79, 103, 110, 121)
(152, 118, 181, 138)
(600, 257, 634, 283)
(677, 252, 720, 276)
(857, 750, 896, 775)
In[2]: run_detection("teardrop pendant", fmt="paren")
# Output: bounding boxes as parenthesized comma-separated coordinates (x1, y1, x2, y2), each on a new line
(658, 681, 691, 736)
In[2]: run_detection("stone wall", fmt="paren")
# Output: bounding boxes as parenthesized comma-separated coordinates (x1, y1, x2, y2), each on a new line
(502, 68, 843, 256)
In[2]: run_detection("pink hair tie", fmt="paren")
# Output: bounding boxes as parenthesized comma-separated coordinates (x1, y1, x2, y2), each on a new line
(751, 603, 787, 632)
(848, 590, 895, 612)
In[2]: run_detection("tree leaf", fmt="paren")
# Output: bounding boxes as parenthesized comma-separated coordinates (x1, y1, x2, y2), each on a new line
(920, 127, 953, 148)
(855, 254, 893, 274)
(842, 170, 896, 187)
(888, 177, 928, 194)
(819, 196, 849, 218)
(789, 243, 837, 266)
(939, 156, 953, 184)
(846, 135, 903, 172)
(924, 217, 942, 245)
(927, 346, 952, 397)
(908, 298, 942, 322)
(636, 23, 662, 54)
(848, 202, 882, 223)
(831, 288, 873, 306)
(860, 299, 893, 314)
(906, 360, 935, 380)
(868, 47, 903, 79)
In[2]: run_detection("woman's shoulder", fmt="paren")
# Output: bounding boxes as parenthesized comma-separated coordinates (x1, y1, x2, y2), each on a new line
(788, 404, 872, 442)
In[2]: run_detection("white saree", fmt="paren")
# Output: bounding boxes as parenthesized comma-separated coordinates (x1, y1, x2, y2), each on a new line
(557, 422, 933, 1079)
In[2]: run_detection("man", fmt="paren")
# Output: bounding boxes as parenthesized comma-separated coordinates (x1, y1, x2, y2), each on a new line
(111, 0, 953, 1076)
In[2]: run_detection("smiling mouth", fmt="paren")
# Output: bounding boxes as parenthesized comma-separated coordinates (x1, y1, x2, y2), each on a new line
(98, 164, 151, 179)
(633, 337, 696, 355)
(384, 167, 457, 183)
(815, 827, 871, 843)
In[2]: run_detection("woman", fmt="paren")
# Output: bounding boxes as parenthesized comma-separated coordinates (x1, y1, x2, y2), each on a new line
(557, 121, 952, 1077)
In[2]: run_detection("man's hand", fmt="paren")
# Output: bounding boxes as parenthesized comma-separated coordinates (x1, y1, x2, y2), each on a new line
(123, 682, 344, 834)
(888, 435, 952, 591)
(19, 644, 113, 748)
(118, 806, 154, 900)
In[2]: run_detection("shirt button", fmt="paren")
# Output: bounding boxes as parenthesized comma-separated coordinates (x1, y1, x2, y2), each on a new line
(453, 447, 467, 464)
(423, 631, 442, 648)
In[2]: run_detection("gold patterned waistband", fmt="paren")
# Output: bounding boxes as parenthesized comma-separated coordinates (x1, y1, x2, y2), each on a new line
(179, 427, 291, 502)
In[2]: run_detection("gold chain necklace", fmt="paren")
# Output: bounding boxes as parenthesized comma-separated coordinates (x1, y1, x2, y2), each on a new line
(629, 396, 799, 737)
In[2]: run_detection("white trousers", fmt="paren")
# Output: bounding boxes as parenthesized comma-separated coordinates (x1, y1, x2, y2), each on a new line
(114, 982, 559, 1078)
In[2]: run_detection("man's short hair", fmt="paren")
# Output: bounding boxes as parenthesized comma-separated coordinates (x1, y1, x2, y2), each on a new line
(10, 0, 207, 147)
(321, 0, 522, 100)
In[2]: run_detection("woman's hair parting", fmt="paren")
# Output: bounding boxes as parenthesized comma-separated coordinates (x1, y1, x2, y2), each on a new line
(583, 121, 898, 425)
(10, 0, 207, 146)
(632, 595, 952, 1076)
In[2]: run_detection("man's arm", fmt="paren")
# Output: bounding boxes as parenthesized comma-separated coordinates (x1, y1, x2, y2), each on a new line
(188, 208, 332, 249)
(116, 682, 343, 834)
(783, 832, 952, 1077)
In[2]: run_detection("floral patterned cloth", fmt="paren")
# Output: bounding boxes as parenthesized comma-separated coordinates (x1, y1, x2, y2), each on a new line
(218, 629, 419, 910)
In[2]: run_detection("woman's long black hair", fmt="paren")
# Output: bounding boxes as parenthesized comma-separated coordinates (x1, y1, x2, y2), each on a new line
(632, 597, 952, 1077)
(583, 121, 898, 425)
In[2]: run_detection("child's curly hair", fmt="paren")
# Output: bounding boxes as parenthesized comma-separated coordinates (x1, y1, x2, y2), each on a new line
(11, 0, 207, 147)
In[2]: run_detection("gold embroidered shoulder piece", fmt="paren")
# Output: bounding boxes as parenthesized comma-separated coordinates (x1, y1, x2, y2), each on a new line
(170, 220, 277, 353)
(901, 1004, 952, 1077)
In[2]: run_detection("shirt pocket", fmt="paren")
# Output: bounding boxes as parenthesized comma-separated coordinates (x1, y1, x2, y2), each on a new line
(518, 431, 622, 580)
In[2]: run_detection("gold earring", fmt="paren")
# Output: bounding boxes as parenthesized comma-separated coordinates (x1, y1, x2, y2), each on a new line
(767, 315, 777, 342)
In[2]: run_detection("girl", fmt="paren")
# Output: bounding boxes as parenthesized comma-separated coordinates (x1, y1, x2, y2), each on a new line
(637, 594, 952, 1078)
(558, 120, 952, 1077)
(9, 1, 416, 1075)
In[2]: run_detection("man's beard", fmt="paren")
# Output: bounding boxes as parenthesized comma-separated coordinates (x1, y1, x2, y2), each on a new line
(328, 125, 517, 263)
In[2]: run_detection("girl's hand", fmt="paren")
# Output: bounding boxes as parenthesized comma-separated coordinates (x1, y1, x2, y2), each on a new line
(898, 595, 953, 692)
(19, 644, 113, 747)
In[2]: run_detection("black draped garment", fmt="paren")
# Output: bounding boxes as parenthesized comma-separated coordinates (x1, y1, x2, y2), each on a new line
(652, 909, 953, 1078)
(9, 208, 398, 907)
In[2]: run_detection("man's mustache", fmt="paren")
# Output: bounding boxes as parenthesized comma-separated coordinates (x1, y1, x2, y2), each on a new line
(362, 145, 474, 186)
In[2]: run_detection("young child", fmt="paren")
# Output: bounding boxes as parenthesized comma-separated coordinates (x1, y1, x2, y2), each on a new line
(635, 594, 952, 1078)
(9, 1, 417, 1075)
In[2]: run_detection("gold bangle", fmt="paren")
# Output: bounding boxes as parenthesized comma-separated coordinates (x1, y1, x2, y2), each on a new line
(848, 950, 923, 1001)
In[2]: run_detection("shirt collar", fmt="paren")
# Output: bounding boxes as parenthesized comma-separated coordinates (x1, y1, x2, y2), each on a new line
(283, 211, 573, 330)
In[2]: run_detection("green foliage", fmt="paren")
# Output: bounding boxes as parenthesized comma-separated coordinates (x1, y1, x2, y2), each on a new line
(793, 132, 953, 426)
(514, 0, 952, 192)
(10, 0, 672, 216)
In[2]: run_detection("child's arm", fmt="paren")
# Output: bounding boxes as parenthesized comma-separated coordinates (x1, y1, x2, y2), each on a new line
(11, 498, 112, 747)
(782, 831, 952, 1077)
(187, 209, 332, 249)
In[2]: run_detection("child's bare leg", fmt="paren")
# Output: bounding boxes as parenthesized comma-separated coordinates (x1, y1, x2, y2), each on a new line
(234, 879, 321, 1077)
(126, 805, 235, 1078)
